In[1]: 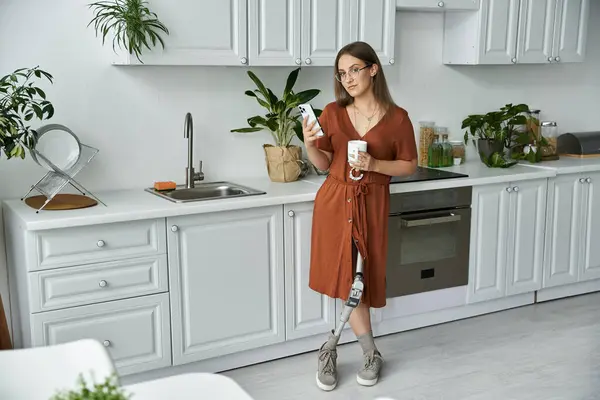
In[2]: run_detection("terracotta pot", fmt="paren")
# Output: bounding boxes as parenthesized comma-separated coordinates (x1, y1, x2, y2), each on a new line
(263, 144, 305, 183)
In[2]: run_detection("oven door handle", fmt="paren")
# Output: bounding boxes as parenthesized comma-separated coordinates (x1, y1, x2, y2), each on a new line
(400, 213, 461, 228)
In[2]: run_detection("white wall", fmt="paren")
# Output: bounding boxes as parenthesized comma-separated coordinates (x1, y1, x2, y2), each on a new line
(1, 1, 599, 338)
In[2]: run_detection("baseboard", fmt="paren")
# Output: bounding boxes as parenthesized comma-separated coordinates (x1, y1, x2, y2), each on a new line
(536, 279, 600, 302)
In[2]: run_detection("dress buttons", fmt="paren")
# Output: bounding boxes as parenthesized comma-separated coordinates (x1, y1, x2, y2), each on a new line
(348, 218, 352, 223)
(347, 198, 352, 202)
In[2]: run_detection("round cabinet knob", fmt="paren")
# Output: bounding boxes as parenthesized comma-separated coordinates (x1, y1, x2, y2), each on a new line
(548, 57, 553, 62)
(586, 178, 592, 183)
(555, 56, 561, 62)
(103, 340, 111, 347)
(580, 178, 585, 183)
(171, 225, 179, 232)
(511, 58, 517, 64)
(295, 58, 301, 65)
(513, 186, 519, 192)
(438, 1, 445, 7)
(506, 187, 512, 193)
(240, 57, 248, 64)
(288, 210, 295, 217)
(305, 58, 312, 65)
(389, 58, 395, 65)
(98, 280, 107, 288)
(96, 240, 105, 247)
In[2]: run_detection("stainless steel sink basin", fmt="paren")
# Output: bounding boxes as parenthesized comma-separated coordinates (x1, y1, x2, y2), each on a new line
(145, 181, 266, 203)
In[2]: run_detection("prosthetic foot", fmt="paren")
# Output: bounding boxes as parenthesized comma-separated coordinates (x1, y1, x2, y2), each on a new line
(316, 251, 365, 391)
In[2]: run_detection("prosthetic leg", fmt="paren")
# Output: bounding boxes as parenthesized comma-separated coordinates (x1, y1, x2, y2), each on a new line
(332, 249, 364, 339)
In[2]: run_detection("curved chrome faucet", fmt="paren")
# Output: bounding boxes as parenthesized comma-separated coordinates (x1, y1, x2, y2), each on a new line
(184, 112, 204, 188)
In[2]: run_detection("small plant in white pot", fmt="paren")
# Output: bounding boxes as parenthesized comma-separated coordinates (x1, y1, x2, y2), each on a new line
(231, 67, 321, 183)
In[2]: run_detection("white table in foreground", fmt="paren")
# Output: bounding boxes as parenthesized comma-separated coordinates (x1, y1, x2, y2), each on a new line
(124, 372, 254, 399)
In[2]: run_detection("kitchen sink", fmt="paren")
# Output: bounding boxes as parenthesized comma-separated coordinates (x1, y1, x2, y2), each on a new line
(145, 181, 266, 203)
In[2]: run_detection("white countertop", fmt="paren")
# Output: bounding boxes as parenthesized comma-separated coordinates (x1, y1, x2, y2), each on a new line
(1, 159, 589, 231)
(515, 156, 600, 175)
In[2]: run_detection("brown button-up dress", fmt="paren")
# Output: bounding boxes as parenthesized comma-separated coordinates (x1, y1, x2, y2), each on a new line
(308, 101, 418, 309)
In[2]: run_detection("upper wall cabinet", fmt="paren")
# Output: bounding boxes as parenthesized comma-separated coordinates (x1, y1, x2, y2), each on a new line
(442, 0, 590, 65)
(396, 0, 479, 11)
(113, 0, 396, 67)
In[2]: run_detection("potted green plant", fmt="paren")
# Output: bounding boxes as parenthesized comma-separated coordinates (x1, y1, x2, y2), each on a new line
(87, 0, 169, 63)
(231, 67, 321, 183)
(50, 373, 131, 400)
(462, 103, 530, 168)
(0, 66, 55, 160)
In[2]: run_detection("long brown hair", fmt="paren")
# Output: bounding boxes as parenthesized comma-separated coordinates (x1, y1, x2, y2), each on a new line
(333, 41, 396, 115)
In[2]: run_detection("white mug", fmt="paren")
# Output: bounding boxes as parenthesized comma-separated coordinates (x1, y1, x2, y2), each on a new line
(347, 140, 367, 164)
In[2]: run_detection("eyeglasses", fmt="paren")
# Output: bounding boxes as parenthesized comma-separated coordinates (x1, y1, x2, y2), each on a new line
(334, 64, 372, 83)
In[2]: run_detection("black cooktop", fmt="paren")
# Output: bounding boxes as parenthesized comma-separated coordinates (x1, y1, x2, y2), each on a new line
(390, 166, 469, 184)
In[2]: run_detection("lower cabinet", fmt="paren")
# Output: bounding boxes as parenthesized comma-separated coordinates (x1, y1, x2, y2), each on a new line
(543, 172, 600, 288)
(284, 202, 336, 341)
(167, 205, 286, 366)
(467, 178, 547, 303)
(31, 293, 171, 376)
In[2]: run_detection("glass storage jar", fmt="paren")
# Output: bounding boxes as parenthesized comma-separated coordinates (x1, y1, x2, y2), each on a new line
(440, 133, 453, 167)
(427, 134, 442, 168)
(527, 109, 541, 140)
(541, 121, 558, 156)
(450, 141, 466, 164)
(419, 121, 435, 167)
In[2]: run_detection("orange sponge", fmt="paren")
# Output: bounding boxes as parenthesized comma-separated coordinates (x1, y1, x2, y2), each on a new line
(154, 181, 176, 191)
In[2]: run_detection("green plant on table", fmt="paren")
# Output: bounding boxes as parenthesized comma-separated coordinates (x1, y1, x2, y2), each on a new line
(87, 0, 169, 63)
(231, 67, 321, 147)
(50, 373, 131, 400)
(0, 66, 54, 160)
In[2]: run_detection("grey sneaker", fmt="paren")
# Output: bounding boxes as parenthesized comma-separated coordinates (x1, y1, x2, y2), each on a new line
(357, 350, 383, 386)
(316, 342, 338, 391)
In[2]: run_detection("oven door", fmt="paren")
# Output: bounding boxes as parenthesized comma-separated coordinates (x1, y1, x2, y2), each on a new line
(386, 207, 471, 298)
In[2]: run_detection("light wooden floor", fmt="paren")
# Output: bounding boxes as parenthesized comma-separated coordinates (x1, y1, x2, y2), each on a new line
(223, 292, 600, 400)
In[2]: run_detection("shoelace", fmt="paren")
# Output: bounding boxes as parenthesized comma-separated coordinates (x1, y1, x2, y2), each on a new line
(363, 350, 383, 371)
(319, 348, 336, 375)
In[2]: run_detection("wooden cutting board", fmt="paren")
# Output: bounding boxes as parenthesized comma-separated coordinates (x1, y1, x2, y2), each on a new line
(24, 194, 98, 211)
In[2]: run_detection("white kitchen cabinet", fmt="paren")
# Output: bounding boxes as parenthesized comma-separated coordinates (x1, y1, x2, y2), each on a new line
(467, 178, 547, 304)
(284, 202, 336, 340)
(396, 0, 479, 11)
(248, 0, 302, 66)
(351, 0, 397, 66)
(442, 0, 589, 65)
(167, 206, 286, 366)
(114, 0, 396, 66)
(114, 0, 248, 66)
(543, 172, 600, 288)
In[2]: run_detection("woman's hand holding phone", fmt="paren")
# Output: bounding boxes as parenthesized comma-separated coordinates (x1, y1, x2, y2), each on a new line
(302, 116, 323, 148)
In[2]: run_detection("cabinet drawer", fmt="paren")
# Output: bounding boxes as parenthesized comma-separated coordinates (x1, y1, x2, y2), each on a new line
(396, 0, 479, 10)
(29, 255, 168, 313)
(32, 219, 166, 271)
(31, 293, 171, 376)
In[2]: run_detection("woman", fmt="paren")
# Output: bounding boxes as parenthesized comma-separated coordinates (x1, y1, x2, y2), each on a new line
(302, 41, 418, 391)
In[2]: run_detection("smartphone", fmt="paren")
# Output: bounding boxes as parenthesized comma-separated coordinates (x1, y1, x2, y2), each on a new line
(298, 104, 324, 137)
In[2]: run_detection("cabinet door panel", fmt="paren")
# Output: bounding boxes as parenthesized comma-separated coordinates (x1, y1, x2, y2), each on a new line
(506, 180, 546, 295)
(118, 0, 248, 65)
(249, 0, 301, 65)
(354, 0, 396, 65)
(168, 207, 285, 365)
(581, 172, 600, 281)
(516, 0, 556, 63)
(478, 0, 520, 64)
(301, 0, 352, 66)
(543, 175, 580, 287)
(467, 184, 509, 303)
(552, 0, 589, 62)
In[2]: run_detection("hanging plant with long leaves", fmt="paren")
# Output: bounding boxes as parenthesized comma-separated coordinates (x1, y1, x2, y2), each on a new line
(87, 0, 169, 63)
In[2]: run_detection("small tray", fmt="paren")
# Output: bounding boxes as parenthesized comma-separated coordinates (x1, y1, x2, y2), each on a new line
(24, 194, 98, 211)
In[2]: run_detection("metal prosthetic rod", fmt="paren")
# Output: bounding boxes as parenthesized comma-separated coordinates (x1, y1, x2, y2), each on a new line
(333, 250, 364, 338)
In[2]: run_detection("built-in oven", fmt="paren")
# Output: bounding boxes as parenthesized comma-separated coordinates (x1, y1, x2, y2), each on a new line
(386, 186, 472, 298)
